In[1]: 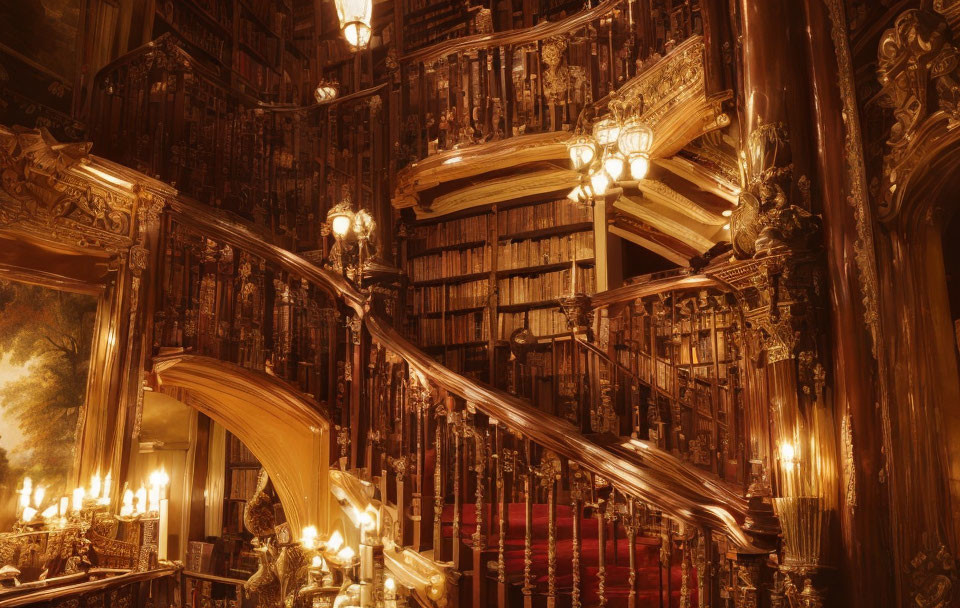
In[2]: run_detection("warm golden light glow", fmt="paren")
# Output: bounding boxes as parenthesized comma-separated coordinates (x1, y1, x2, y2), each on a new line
(590, 169, 611, 196)
(592, 117, 621, 147)
(314, 80, 339, 104)
(302, 525, 319, 549)
(617, 119, 654, 157)
(780, 441, 797, 464)
(602, 152, 625, 182)
(335, 0, 372, 49)
(567, 135, 597, 170)
(628, 153, 650, 180)
(327, 530, 345, 552)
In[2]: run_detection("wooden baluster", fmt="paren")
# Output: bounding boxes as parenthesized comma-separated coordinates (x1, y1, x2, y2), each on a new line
(412, 378, 425, 551)
(452, 412, 464, 571)
(538, 453, 560, 608)
(433, 400, 446, 559)
(627, 500, 639, 608)
(496, 426, 512, 608)
(660, 519, 672, 608)
(522, 442, 534, 608)
(597, 495, 608, 608)
(471, 419, 489, 608)
(570, 464, 590, 608)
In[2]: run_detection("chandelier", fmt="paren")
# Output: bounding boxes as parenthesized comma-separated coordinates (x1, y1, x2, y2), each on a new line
(567, 92, 653, 204)
(335, 0, 373, 49)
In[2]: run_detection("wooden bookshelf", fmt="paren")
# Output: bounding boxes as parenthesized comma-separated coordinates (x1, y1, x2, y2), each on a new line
(219, 431, 286, 580)
(608, 292, 743, 481)
(401, 196, 596, 385)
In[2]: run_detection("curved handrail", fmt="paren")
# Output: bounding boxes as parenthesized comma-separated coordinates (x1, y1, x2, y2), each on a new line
(401, 0, 621, 64)
(165, 197, 761, 551)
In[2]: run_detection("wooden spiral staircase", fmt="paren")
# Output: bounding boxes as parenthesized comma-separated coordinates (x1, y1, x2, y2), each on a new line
(146, 196, 775, 608)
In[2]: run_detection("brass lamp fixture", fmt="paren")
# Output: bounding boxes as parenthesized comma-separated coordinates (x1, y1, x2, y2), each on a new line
(314, 79, 340, 104)
(325, 188, 377, 287)
(567, 92, 654, 204)
(335, 0, 373, 50)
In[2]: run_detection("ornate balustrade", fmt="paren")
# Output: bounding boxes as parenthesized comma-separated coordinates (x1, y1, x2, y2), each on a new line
(390, 0, 730, 214)
(151, 195, 774, 608)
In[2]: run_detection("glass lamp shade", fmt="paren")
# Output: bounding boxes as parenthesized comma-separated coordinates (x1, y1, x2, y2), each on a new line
(343, 22, 371, 48)
(327, 202, 355, 238)
(335, 0, 372, 47)
(592, 117, 621, 147)
(353, 208, 375, 241)
(589, 168, 611, 196)
(617, 119, 654, 156)
(567, 136, 597, 170)
(602, 152, 625, 182)
(629, 153, 651, 180)
(314, 80, 339, 104)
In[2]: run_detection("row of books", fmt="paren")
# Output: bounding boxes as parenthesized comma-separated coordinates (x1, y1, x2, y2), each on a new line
(239, 17, 281, 65)
(409, 214, 488, 253)
(236, 49, 271, 88)
(411, 246, 491, 282)
(497, 266, 595, 305)
(497, 199, 593, 235)
(228, 434, 258, 465)
(229, 468, 260, 500)
(412, 279, 489, 314)
(242, 0, 285, 35)
(418, 311, 490, 346)
(158, 3, 230, 64)
(498, 308, 570, 339)
(497, 231, 595, 270)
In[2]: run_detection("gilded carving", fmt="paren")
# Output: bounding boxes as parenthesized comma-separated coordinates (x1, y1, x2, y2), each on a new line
(822, 0, 881, 358)
(908, 543, 957, 608)
(542, 37, 570, 106)
(877, 9, 960, 217)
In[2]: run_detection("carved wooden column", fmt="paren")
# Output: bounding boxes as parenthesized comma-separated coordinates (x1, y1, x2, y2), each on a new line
(795, 1, 897, 606)
(729, 0, 841, 603)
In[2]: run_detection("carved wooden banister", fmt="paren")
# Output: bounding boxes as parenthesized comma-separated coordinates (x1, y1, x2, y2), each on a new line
(400, 0, 622, 64)
(164, 196, 759, 551)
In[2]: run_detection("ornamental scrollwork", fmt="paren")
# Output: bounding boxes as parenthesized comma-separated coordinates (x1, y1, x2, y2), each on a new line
(0, 127, 137, 250)
(876, 9, 960, 219)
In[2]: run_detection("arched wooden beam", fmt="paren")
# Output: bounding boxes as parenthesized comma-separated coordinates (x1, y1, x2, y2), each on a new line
(151, 354, 331, 538)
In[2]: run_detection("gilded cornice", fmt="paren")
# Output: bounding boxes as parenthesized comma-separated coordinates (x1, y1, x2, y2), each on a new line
(0, 125, 173, 255)
(635, 178, 727, 226)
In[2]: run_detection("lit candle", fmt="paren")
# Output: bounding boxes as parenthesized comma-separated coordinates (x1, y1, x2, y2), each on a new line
(120, 489, 134, 517)
(99, 472, 112, 505)
(135, 486, 147, 515)
(148, 485, 160, 514)
(73, 488, 85, 513)
(326, 530, 344, 553)
(90, 473, 101, 500)
(569, 257, 577, 295)
(302, 525, 318, 550)
(33, 485, 45, 508)
(40, 505, 57, 519)
(58, 496, 68, 517)
(18, 478, 32, 511)
(21, 506, 37, 523)
(158, 498, 169, 561)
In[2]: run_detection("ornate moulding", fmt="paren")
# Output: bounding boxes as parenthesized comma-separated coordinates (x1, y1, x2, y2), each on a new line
(875, 8, 960, 223)
(0, 125, 174, 485)
(392, 36, 729, 217)
(151, 353, 331, 537)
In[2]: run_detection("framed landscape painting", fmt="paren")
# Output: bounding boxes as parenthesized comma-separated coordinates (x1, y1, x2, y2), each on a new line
(0, 280, 97, 529)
